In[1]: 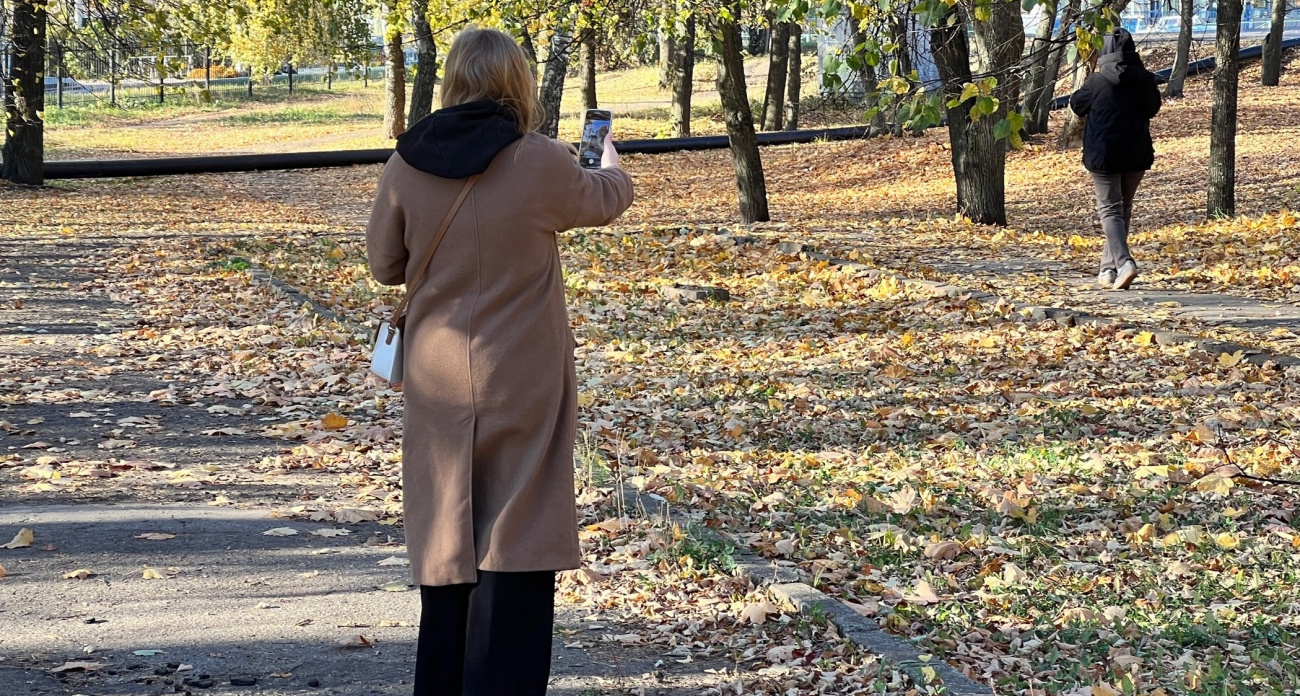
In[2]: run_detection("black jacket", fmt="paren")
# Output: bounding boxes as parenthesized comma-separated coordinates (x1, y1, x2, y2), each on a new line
(1069, 36, 1162, 175)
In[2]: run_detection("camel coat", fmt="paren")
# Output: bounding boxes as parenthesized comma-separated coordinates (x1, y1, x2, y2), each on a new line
(366, 133, 633, 586)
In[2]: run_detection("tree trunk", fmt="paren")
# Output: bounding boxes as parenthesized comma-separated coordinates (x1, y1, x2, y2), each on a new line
(1209, 0, 1243, 218)
(659, 0, 676, 90)
(384, 32, 406, 139)
(1262, 0, 1287, 86)
(715, 9, 769, 223)
(761, 20, 791, 131)
(669, 13, 695, 137)
(408, 0, 438, 127)
(1032, 0, 1079, 132)
(579, 29, 598, 111)
(1021, 0, 1059, 135)
(539, 30, 575, 139)
(973, 0, 1027, 121)
(2, 0, 45, 186)
(889, 12, 912, 78)
(931, 10, 1005, 226)
(1167, 0, 1195, 96)
(519, 30, 539, 82)
(784, 24, 801, 130)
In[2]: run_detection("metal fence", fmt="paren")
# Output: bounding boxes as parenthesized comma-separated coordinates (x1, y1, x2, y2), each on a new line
(20, 38, 390, 110)
(44, 68, 388, 109)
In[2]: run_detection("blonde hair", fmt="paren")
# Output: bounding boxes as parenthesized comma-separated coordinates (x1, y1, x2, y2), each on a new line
(440, 27, 543, 134)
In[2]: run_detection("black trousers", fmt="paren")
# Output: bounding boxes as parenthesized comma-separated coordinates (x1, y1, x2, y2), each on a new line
(414, 570, 556, 696)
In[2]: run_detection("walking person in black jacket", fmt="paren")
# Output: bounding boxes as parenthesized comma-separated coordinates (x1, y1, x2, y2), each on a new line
(1069, 28, 1162, 290)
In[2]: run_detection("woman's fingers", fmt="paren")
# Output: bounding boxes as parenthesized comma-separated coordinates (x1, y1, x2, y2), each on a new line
(601, 132, 620, 169)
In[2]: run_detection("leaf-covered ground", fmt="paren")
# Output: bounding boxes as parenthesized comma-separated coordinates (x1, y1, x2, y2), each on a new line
(4, 52, 1300, 696)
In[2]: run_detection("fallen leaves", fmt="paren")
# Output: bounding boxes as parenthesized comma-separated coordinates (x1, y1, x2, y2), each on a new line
(262, 527, 299, 537)
(63, 568, 96, 580)
(134, 532, 175, 541)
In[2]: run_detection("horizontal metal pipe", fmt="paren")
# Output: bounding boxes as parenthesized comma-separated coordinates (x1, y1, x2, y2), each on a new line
(31, 38, 1299, 180)
(43, 126, 876, 179)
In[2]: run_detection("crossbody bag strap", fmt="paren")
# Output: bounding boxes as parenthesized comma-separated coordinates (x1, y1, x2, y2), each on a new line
(388, 174, 480, 327)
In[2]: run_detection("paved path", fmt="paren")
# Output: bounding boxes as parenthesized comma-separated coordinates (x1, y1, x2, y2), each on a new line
(924, 258, 1300, 357)
(0, 234, 733, 696)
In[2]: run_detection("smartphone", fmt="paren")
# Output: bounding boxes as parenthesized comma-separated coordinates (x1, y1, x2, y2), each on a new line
(578, 109, 612, 170)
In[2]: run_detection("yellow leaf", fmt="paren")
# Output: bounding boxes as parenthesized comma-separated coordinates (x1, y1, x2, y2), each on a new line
(63, 568, 96, 580)
(1134, 331, 1155, 347)
(577, 392, 595, 408)
(321, 413, 348, 431)
(1132, 465, 1169, 478)
(1214, 532, 1240, 549)
(1193, 472, 1234, 496)
(142, 568, 166, 580)
(899, 332, 916, 349)
(1218, 350, 1245, 368)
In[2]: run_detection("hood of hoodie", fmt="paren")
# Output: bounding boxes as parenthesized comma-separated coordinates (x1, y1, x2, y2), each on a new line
(1099, 29, 1145, 86)
(395, 99, 524, 179)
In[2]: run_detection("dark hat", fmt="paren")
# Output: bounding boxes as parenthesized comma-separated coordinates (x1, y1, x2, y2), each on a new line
(1103, 28, 1136, 56)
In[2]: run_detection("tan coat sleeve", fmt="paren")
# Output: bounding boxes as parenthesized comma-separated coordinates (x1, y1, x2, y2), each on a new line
(536, 138, 634, 231)
(366, 154, 409, 286)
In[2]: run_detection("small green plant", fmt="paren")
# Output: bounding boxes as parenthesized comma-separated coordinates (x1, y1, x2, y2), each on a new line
(217, 256, 251, 271)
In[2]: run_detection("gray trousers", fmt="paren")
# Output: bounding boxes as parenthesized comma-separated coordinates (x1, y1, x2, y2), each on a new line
(1090, 170, 1145, 272)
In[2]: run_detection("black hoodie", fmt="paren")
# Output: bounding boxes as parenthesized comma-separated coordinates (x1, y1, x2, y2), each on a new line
(395, 99, 525, 179)
(1069, 29, 1163, 175)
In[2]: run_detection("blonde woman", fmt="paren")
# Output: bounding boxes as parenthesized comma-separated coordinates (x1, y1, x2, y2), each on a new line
(366, 27, 634, 695)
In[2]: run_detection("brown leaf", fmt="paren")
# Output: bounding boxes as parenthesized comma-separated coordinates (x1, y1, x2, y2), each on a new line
(903, 579, 941, 605)
(923, 540, 962, 561)
(738, 600, 780, 625)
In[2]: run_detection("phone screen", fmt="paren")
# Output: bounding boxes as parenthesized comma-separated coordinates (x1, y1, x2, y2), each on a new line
(579, 110, 612, 170)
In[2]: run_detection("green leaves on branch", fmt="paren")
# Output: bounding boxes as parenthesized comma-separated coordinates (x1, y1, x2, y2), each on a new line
(945, 76, 998, 119)
(993, 111, 1024, 149)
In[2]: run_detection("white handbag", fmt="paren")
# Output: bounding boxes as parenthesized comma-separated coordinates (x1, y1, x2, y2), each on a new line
(370, 175, 479, 387)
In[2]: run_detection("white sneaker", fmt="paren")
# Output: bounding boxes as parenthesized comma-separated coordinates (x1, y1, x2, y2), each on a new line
(1113, 261, 1138, 290)
(1098, 270, 1117, 287)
